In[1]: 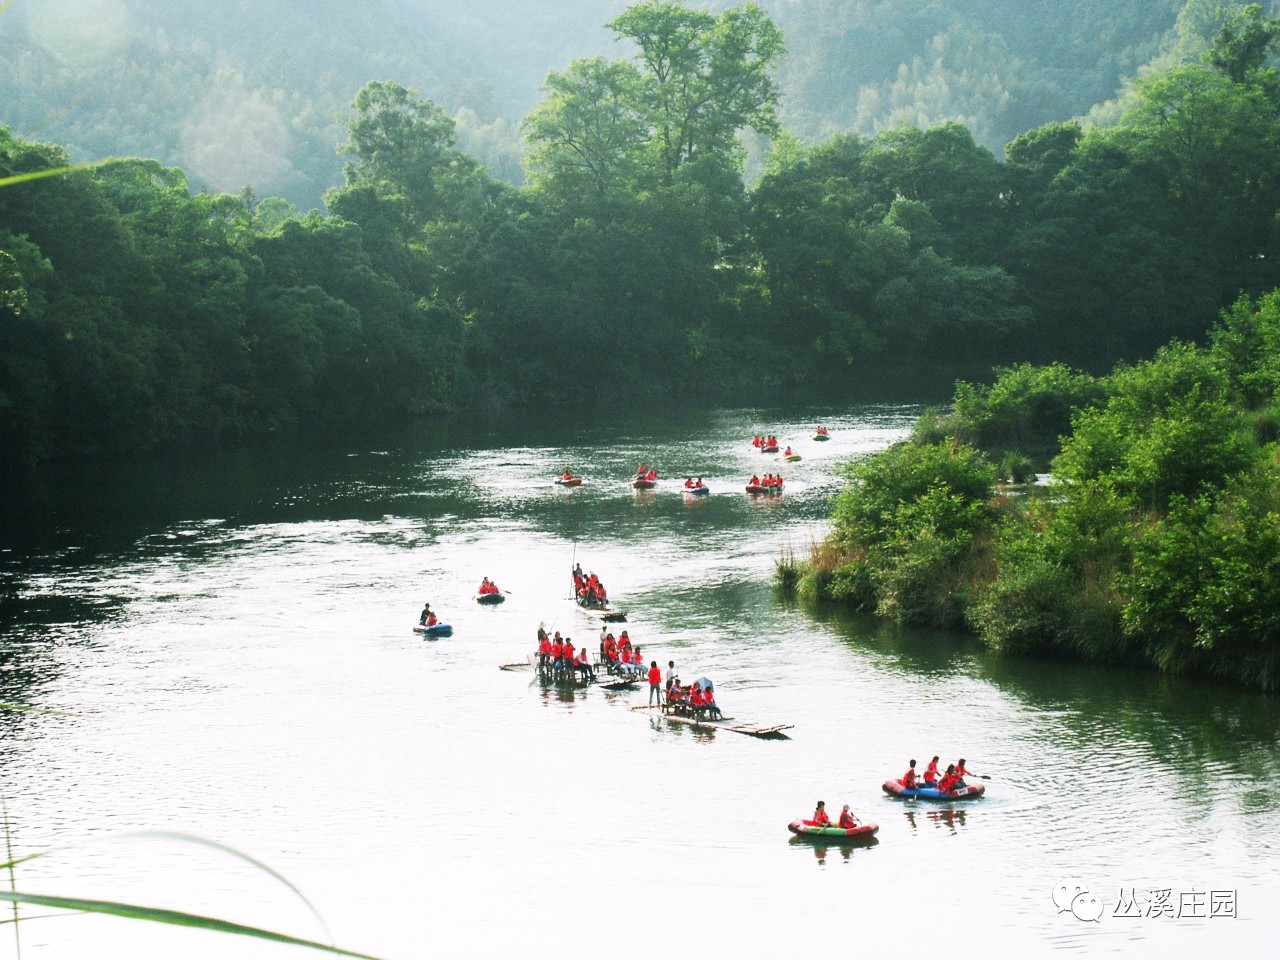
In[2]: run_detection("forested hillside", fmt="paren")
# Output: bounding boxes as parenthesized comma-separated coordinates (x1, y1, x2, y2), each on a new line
(1, 0, 1246, 207)
(7, 0, 1280, 471)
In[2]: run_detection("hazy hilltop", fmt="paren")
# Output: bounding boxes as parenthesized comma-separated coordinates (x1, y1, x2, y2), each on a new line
(0, 0, 1218, 206)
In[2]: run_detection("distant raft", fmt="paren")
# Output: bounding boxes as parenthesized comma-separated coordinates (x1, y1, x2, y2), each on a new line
(746, 483, 783, 494)
(630, 705, 792, 739)
(554, 477, 583, 487)
(684, 485, 710, 495)
(882, 779, 985, 801)
(784, 454, 802, 462)
(787, 819, 879, 840)
(412, 623, 453, 637)
(475, 592, 506, 605)
(632, 478, 656, 489)
(812, 433, 830, 442)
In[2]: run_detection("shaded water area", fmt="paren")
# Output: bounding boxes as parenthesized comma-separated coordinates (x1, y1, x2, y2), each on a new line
(1, 401, 1277, 958)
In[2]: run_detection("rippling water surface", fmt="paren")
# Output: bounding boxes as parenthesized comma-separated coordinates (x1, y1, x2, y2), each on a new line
(1, 403, 1277, 958)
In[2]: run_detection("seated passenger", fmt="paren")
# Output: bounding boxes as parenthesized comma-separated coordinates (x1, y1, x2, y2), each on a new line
(936, 763, 959, 794)
(689, 684, 706, 712)
(703, 685, 721, 718)
(561, 639, 575, 672)
(812, 801, 831, 826)
(901, 759, 918, 789)
(685, 477, 695, 488)
(750, 474, 760, 486)
(577, 647, 594, 681)
(838, 805, 857, 829)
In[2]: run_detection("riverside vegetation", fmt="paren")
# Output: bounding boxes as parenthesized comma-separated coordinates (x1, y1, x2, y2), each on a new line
(7, 0, 1280, 468)
(783, 291, 1280, 692)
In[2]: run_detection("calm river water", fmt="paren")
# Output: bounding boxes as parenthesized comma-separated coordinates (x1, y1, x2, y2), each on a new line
(1, 403, 1277, 959)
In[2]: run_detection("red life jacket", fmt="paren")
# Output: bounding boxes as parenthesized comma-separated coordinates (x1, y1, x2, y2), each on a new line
(550, 643, 563, 659)
(838, 811, 856, 828)
(813, 808, 830, 825)
(924, 762, 939, 784)
(563, 643, 575, 661)
(648, 666, 661, 685)
(903, 768, 917, 788)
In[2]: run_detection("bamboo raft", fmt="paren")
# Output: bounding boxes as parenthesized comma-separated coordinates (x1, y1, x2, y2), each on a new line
(574, 603, 627, 622)
(630, 705, 793, 739)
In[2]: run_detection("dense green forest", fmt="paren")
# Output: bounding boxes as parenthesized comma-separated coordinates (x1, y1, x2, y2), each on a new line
(4, 1, 1249, 208)
(7, 0, 1280, 471)
(783, 288, 1280, 691)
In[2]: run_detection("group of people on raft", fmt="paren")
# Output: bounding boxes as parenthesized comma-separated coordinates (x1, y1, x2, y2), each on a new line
(477, 577, 502, 595)
(598, 628, 646, 676)
(810, 800, 861, 828)
(899, 757, 976, 794)
(662, 674, 722, 719)
(682, 477, 706, 489)
(418, 603, 438, 626)
(751, 435, 779, 449)
(572, 564, 609, 608)
(635, 465, 658, 481)
(814, 426, 829, 436)
(535, 628, 596, 682)
(748, 473, 784, 489)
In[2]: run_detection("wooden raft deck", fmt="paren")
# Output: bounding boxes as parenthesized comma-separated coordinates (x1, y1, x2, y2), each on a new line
(630, 705, 793, 739)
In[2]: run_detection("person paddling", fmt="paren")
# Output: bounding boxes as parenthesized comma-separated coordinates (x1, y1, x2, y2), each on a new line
(902, 759, 919, 789)
(838, 805, 858, 829)
(923, 756, 940, 786)
(812, 801, 831, 826)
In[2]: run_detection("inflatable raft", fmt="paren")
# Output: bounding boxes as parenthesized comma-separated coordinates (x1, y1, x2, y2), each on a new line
(475, 592, 506, 605)
(684, 485, 710, 495)
(784, 454, 802, 462)
(788, 819, 879, 840)
(882, 779, 985, 801)
(554, 477, 583, 487)
(746, 484, 782, 494)
(812, 433, 830, 442)
(412, 623, 453, 637)
(632, 478, 656, 489)
(760, 444, 780, 453)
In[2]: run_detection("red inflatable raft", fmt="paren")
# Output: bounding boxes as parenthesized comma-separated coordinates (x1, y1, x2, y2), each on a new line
(788, 819, 879, 840)
(632, 478, 656, 489)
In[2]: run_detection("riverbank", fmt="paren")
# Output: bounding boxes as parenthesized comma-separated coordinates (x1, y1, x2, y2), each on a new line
(782, 297, 1280, 693)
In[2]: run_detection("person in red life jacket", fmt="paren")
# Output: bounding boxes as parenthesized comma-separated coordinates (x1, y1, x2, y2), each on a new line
(953, 758, 972, 789)
(666, 679, 683, 711)
(549, 637, 563, 669)
(923, 756, 940, 785)
(478, 577, 499, 594)
(752, 436, 761, 447)
(538, 633, 552, 669)
(695, 477, 703, 487)
(577, 647, 594, 682)
(749, 474, 760, 486)
(636, 464, 646, 477)
(902, 759, 919, 789)
(684, 476, 694, 488)
(838, 804, 858, 829)
(812, 801, 831, 826)
(647, 660, 663, 705)
(562, 470, 573, 480)
(646, 467, 657, 481)
(935, 763, 959, 794)
(604, 635, 618, 666)
(561, 638, 575, 672)
(689, 683, 706, 714)
(703, 684, 721, 718)
(784, 446, 793, 457)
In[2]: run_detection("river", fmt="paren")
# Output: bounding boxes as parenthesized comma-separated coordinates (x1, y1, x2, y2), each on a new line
(1, 402, 1276, 959)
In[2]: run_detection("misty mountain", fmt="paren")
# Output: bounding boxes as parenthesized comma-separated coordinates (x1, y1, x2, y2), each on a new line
(0, 1, 1221, 207)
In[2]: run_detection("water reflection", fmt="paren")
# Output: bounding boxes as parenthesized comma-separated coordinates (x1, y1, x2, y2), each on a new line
(789, 834, 880, 865)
